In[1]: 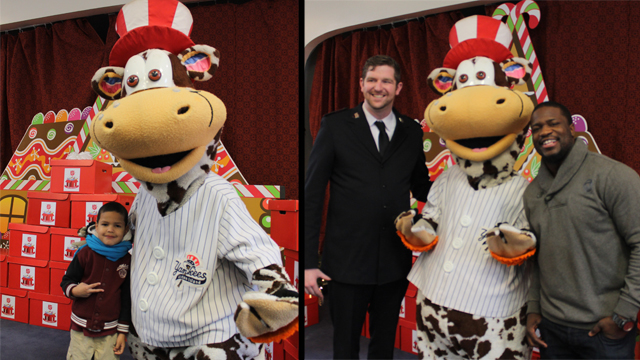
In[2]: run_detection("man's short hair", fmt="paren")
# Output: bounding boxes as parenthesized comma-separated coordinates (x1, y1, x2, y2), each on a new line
(532, 101, 572, 126)
(97, 201, 128, 224)
(361, 55, 401, 84)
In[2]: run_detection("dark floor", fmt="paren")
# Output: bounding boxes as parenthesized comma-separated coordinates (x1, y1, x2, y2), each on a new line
(0, 319, 135, 359)
(304, 296, 417, 360)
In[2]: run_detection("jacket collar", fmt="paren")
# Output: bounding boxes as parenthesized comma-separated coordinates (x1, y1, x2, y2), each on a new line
(535, 139, 587, 195)
(347, 103, 410, 162)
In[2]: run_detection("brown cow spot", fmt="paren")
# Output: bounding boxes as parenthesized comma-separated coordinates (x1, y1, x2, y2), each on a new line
(167, 181, 187, 203)
(482, 160, 498, 175)
(434, 349, 448, 357)
(498, 348, 523, 359)
(477, 340, 491, 358)
(504, 316, 518, 331)
(448, 311, 488, 338)
(459, 338, 478, 355)
(423, 314, 440, 342)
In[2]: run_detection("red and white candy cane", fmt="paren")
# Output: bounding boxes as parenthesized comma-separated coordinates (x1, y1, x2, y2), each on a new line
(71, 96, 106, 153)
(493, 0, 548, 105)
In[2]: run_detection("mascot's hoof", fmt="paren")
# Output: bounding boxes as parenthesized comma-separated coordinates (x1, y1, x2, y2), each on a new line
(234, 292, 298, 343)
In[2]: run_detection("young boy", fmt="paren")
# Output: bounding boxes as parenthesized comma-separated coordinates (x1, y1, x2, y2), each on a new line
(61, 202, 132, 360)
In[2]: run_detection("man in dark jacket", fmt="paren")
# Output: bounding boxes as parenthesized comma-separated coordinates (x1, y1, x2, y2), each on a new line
(304, 55, 431, 359)
(524, 102, 640, 359)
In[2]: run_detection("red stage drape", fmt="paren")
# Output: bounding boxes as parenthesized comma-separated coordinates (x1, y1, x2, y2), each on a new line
(309, 1, 640, 175)
(1, 0, 298, 199)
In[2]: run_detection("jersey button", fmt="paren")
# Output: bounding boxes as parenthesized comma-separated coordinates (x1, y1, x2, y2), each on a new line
(460, 215, 472, 227)
(139, 299, 149, 312)
(147, 272, 159, 285)
(452, 238, 463, 249)
(153, 247, 165, 260)
(443, 261, 454, 272)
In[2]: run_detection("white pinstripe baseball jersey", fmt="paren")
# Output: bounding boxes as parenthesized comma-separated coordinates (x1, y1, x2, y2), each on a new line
(408, 165, 531, 318)
(129, 172, 282, 347)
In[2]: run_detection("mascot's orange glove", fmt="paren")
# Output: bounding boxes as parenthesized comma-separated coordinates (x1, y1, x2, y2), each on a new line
(395, 210, 439, 252)
(485, 223, 536, 266)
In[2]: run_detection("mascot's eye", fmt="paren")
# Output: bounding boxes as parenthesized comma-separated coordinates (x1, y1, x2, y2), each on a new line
(459, 74, 468, 83)
(148, 70, 162, 81)
(476, 71, 486, 80)
(127, 75, 139, 87)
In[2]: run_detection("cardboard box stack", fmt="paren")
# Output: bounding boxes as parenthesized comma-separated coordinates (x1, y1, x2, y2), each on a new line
(266, 199, 301, 360)
(1, 159, 133, 331)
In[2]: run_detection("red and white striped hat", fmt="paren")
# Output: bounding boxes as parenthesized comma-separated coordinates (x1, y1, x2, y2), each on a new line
(109, 0, 196, 67)
(443, 15, 513, 69)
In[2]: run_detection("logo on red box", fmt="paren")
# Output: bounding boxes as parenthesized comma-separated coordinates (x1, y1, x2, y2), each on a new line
(85, 202, 103, 225)
(40, 202, 56, 225)
(1, 296, 15, 319)
(42, 301, 58, 326)
(63, 168, 81, 192)
(64, 236, 81, 260)
(21, 234, 37, 258)
(20, 266, 35, 290)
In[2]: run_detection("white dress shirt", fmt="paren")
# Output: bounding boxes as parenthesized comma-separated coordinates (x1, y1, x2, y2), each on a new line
(362, 106, 396, 151)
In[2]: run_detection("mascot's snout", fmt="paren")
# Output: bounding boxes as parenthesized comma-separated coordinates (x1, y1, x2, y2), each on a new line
(91, 86, 226, 184)
(425, 85, 533, 162)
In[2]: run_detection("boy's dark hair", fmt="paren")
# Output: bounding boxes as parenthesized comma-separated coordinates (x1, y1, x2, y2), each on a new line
(97, 202, 128, 224)
(361, 55, 401, 84)
(532, 101, 572, 126)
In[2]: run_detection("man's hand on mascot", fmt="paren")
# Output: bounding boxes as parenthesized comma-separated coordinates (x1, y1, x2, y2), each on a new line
(526, 313, 547, 348)
(234, 266, 299, 343)
(395, 210, 437, 251)
(304, 268, 331, 301)
(486, 223, 536, 265)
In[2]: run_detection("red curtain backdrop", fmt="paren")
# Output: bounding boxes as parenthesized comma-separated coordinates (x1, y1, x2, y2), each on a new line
(309, 1, 640, 175)
(1, 0, 299, 199)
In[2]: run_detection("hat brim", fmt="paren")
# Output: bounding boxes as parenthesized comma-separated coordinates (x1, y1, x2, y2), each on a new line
(109, 26, 196, 67)
(443, 38, 514, 69)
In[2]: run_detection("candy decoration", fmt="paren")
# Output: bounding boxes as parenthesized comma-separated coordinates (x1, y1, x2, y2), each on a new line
(0, 179, 50, 191)
(43, 111, 56, 124)
(233, 185, 281, 199)
(68, 108, 82, 121)
(80, 107, 92, 120)
(55, 110, 68, 123)
(32, 113, 44, 125)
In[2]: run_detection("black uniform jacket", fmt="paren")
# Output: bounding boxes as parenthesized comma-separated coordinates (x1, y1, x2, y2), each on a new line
(305, 103, 431, 284)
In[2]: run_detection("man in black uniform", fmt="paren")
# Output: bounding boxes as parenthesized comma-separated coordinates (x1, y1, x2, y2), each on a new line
(304, 55, 431, 359)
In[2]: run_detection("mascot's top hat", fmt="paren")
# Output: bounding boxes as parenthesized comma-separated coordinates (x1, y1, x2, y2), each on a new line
(110, 0, 196, 67)
(443, 15, 513, 69)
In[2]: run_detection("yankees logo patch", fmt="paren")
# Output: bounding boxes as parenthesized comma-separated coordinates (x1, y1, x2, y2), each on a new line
(117, 264, 129, 279)
(173, 253, 210, 288)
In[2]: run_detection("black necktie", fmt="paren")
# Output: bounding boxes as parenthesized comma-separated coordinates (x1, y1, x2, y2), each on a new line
(375, 121, 389, 155)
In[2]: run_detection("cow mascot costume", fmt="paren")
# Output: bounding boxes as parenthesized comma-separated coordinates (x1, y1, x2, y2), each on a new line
(88, 0, 298, 358)
(396, 15, 537, 359)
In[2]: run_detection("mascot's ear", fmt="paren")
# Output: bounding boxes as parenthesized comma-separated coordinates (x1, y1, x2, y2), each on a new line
(427, 68, 456, 95)
(91, 67, 125, 100)
(501, 58, 533, 87)
(178, 45, 221, 82)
